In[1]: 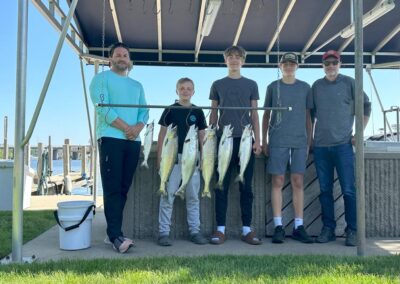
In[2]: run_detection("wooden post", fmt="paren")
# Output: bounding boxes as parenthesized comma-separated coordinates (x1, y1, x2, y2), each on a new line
(48, 136, 53, 175)
(63, 143, 70, 177)
(24, 143, 30, 167)
(64, 138, 70, 173)
(81, 146, 87, 176)
(37, 143, 43, 180)
(3, 116, 8, 159)
(89, 145, 94, 179)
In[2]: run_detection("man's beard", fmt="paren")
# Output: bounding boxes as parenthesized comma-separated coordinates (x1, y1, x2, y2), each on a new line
(112, 60, 128, 72)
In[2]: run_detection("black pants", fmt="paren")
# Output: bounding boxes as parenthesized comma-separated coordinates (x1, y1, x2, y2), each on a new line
(215, 137, 255, 227)
(98, 137, 140, 242)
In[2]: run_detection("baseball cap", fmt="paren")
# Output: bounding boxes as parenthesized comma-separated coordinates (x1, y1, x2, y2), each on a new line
(322, 50, 340, 61)
(280, 52, 298, 64)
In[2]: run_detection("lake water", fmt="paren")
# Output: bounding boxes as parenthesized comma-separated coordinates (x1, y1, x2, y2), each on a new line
(30, 158, 103, 196)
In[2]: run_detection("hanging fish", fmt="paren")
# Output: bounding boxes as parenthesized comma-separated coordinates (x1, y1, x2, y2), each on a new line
(175, 125, 198, 200)
(201, 125, 217, 198)
(216, 125, 233, 189)
(158, 124, 178, 196)
(235, 124, 253, 184)
(140, 121, 154, 169)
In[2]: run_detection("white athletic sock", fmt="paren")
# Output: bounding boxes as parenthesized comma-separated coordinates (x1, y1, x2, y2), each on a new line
(217, 226, 225, 234)
(242, 226, 251, 236)
(273, 217, 282, 227)
(294, 218, 303, 229)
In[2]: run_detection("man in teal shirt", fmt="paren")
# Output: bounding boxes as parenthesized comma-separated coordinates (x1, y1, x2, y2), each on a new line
(90, 42, 148, 253)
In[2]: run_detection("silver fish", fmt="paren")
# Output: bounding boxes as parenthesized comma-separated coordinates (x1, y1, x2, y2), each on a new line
(235, 124, 253, 184)
(217, 125, 233, 189)
(201, 125, 217, 198)
(140, 121, 154, 169)
(175, 124, 198, 200)
(159, 124, 178, 196)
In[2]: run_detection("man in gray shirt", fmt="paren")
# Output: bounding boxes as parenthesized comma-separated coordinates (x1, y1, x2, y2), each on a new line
(262, 52, 313, 244)
(312, 50, 371, 246)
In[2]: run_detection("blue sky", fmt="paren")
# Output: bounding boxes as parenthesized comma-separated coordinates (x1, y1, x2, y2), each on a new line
(1, 1, 399, 146)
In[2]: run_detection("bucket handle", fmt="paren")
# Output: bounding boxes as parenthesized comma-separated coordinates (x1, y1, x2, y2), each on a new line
(54, 205, 96, 232)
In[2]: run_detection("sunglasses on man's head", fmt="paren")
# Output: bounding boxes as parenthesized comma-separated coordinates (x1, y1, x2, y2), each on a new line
(323, 60, 339, 66)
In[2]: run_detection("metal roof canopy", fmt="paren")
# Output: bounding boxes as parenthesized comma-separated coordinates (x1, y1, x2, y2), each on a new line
(32, 0, 400, 68)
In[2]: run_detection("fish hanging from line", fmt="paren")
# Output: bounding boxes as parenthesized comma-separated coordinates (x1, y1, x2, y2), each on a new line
(141, 121, 154, 169)
(235, 124, 253, 184)
(175, 124, 198, 200)
(216, 125, 233, 189)
(158, 124, 178, 196)
(201, 125, 217, 198)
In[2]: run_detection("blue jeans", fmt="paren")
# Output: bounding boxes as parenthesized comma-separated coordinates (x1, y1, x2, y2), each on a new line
(313, 142, 356, 231)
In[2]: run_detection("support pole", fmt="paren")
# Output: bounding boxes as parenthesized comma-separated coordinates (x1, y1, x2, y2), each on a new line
(12, 0, 28, 263)
(354, 0, 366, 256)
(92, 63, 99, 204)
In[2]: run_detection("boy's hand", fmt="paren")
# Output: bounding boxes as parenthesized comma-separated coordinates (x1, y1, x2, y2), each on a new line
(253, 141, 262, 156)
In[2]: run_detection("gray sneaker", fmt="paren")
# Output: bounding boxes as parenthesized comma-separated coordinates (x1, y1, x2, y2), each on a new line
(345, 229, 357, 247)
(158, 234, 172, 246)
(316, 227, 336, 243)
(190, 233, 208, 245)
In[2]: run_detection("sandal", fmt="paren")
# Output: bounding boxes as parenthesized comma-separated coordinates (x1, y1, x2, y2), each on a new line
(241, 231, 262, 245)
(210, 230, 226, 245)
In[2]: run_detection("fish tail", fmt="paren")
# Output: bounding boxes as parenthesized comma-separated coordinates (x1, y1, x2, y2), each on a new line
(158, 183, 167, 196)
(141, 160, 149, 169)
(174, 187, 185, 200)
(234, 174, 244, 184)
(202, 185, 211, 198)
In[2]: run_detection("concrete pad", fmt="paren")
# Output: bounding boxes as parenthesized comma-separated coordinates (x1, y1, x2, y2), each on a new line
(16, 210, 400, 262)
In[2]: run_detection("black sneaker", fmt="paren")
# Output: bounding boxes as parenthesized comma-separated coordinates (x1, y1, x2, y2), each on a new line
(292, 225, 314, 243)
(272, 226, 285, 243)
(158, 234, 172, 246)
(345, 229, 357, 247)
(190, 233, 208, 245)
(316, 226, 336, 243)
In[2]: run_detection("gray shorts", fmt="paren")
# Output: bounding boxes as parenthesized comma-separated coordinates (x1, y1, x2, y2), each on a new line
(267, 147, 308, 175)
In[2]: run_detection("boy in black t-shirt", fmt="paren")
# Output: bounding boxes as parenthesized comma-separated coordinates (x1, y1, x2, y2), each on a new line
(157, 77, 208, 246)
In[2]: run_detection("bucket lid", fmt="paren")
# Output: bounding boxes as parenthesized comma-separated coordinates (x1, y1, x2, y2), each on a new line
(57, 214, 93, 222)
(57, 200, 94, 209)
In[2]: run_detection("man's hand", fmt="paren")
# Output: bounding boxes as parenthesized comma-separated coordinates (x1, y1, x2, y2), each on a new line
(125, 123, 144, 141)
(351, 135, 355, 146)
(262, 143, 269, 157)
(253, 140, 262, 156)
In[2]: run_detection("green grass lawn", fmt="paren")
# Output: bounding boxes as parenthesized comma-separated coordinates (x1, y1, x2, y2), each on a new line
(0, 210, 55, 258)
(0, 255, 399, 283)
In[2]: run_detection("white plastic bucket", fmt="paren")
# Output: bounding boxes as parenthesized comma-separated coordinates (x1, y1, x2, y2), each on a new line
(55, 200, 95, 250)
